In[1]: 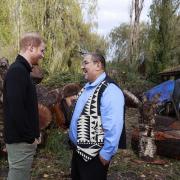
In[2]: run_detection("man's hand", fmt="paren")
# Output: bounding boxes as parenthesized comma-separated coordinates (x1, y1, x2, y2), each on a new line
(99, 155, 110, 166)
(33, 133, 41, 145)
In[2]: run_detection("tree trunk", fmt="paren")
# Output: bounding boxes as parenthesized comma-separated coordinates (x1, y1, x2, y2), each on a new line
(129, 0, 144, 63)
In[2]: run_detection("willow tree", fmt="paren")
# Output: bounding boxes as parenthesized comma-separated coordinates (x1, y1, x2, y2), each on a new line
(0, 0, 107, 75)
(0, 0, 14, 58)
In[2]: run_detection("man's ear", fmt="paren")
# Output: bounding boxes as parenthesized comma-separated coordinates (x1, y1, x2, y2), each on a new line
(96, 61, 102, 70)
(28, 44, 34, 52)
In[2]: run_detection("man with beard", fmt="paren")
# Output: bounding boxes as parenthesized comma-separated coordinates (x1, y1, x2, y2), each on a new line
(3, 32, 45, 180)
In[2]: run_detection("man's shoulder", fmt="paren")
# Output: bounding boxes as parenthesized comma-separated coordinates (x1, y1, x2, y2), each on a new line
(106, 83, 123, 95)
(104, 75, 122, 91)
(103, 77, 124, 98)
(8, 61, 26, 73)
(6, 61, 27, 80)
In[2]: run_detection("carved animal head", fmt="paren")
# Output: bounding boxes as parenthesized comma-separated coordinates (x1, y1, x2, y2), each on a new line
(0, 57, 9, 79)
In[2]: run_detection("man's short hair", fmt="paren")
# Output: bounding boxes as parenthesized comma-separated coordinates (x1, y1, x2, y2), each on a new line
(20, 32, 44, 51)
(86, 52, 106, 69)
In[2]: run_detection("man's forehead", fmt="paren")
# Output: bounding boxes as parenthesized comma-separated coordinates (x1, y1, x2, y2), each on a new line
(83, 54, 92, 61)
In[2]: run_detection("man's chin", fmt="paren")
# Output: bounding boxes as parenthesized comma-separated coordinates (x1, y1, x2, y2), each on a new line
(84, 75, 88, 81)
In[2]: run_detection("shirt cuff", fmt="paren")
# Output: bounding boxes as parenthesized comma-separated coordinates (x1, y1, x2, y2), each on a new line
(99, 149, 112, 161)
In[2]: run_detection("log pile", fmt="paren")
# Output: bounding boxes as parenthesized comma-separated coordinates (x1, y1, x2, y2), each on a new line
(36, 84, 58, 130)
(36, 83, 81, 130)
(131, 94, 180, 160)
(50, 83, 81, 129)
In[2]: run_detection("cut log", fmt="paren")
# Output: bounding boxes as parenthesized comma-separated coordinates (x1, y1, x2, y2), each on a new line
(50, 83, 81, 129)
(50, 103, 67, 129)
(123, 89, 140, 108)
(38, 103, 52, 130)
(36, 83, 81, 130)
(131, 117, 180, 159)
(36, 85, 59, 107)
(62, 83, 81, 98)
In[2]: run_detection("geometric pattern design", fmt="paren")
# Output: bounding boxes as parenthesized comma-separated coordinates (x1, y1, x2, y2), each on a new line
(76, 80, 108, 161)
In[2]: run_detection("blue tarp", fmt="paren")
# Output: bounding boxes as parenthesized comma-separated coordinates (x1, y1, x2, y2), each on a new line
(144, 80, 175, 104)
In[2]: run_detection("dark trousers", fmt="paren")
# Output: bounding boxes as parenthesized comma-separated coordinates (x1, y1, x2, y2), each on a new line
(71, 151, 109, 180)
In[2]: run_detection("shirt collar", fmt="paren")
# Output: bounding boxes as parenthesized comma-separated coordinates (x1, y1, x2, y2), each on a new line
(84, 72, 106, 89)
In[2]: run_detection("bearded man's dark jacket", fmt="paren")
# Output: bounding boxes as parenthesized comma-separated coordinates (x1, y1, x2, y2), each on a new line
(3, 55, 40, 144)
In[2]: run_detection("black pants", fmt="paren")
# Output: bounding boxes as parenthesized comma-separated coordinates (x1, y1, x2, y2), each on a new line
(71, 151, 109, 180)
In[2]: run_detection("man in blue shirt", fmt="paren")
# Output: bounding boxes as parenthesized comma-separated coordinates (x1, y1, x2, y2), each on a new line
(69, 52, 125, 180)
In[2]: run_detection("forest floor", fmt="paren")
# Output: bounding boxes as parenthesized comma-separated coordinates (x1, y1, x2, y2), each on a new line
(1, 108, 180, 180)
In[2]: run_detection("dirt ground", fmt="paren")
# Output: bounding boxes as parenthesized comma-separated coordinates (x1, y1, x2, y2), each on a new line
(1, 108, 180, 180)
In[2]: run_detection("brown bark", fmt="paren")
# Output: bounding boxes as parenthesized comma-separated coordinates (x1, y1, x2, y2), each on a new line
(36, 85, 60, 107)
(123, 89, 140, 108)
(129, 0, 144, 63)
(38, 103, 52, 130)
(50, 103, 67, 129)
(30, 65, 44, 84)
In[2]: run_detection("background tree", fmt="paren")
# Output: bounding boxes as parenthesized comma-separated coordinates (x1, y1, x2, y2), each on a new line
(148, 0, 180, 80)
(109, 22, 149, 63)
(108, 0, 179, 83)
(129, 0, 144, 64)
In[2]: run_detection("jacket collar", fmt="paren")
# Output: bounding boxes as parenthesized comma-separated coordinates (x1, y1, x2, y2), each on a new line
(85, 72, 106, 89)
(16, 54, 32, 72)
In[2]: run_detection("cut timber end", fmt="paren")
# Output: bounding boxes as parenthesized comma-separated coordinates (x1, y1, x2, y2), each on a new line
(131, 119, 180, 160)
(38, 104, 52, 130)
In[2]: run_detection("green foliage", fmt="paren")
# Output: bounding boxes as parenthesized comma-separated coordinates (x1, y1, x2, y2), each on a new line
(0, 0, 14, 58)
(108, 23, 150, 67)
(43, 71, 84, 88)
(45, 128, 72, 170)
(107, 61, 155, 95)
(109, 23, 130, 61)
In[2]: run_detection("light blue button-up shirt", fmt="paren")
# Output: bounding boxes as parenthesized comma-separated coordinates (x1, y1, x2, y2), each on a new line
(69, 72, 124, 161)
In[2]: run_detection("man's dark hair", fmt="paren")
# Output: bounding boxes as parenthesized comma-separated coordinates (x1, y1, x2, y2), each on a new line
(86, 52, 106, 69)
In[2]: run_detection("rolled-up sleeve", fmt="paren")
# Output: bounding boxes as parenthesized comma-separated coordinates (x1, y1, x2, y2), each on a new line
(99, 83, 124, 161)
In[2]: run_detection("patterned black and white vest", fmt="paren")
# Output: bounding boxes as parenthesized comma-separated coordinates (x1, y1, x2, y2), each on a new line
(76, 79, 108, 162)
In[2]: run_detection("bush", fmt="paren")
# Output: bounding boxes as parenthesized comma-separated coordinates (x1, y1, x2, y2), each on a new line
(45, 128, 72, 170)
(106, 62, 155, 97)
(43, 71, 85, 88)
